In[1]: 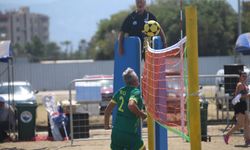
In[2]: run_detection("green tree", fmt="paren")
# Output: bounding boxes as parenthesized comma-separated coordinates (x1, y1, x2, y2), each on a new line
(13, 37, 64, 62)
(78, 39, 87, 53)
(25, 36, 45, 62)
(60, 40, 73, 59)
(85, 11, 129, 60)
(242, 1, 250, 33)
(150, 0, 182, 45)
(12, 43, 26, 57)
(194, 0, 237, 56)
(44, 42, 61, 60)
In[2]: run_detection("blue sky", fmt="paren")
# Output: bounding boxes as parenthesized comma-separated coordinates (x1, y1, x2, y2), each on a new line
(0, 0, 237, 49)
(0, 0, 135, 49)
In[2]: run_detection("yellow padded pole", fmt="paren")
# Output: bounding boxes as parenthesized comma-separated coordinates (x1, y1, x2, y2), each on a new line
(185, 5, 202, 150)
(147, 113, 154, 150)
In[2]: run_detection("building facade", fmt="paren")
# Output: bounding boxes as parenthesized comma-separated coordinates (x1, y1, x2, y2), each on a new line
(0, 7, 49, 45)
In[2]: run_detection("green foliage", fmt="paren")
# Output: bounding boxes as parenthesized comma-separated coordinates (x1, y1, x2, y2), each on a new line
(13, 37, 63, 62)
(242, 1, 250, 33)
(25, 36, 45, 62)
(44, 42, 61, 60)
(194, 0, 237, 56)
(85, 11, 129, 60)
(149, 0, 181, 45)
(12, 43, 26, 56)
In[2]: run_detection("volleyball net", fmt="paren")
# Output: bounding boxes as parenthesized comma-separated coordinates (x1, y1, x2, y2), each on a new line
(142, 37, 189, 140)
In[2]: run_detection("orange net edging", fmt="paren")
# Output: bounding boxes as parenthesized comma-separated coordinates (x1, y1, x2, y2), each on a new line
(142, 37, 187, 135)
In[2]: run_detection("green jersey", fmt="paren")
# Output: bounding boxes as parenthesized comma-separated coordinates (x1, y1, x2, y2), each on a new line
(112, 86, 143, 134)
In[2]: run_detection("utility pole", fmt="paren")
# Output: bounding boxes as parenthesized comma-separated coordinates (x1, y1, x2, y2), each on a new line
(235, 0, 243, 63)
(238, 0, 242, 36)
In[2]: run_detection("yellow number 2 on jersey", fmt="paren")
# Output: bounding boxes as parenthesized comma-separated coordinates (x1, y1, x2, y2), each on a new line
(118, 96, 124, 112)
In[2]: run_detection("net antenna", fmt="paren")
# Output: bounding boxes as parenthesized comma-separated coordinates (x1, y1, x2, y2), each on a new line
(180, 0, 184, 39)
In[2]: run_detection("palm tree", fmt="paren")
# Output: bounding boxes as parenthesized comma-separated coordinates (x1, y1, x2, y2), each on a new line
(61, 41, 72, 53)
(60, 40, 71, 59)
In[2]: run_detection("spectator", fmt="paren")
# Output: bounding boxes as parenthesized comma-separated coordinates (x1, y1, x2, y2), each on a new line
(0, 96, 15, 142)
(223, 71, 250, 146)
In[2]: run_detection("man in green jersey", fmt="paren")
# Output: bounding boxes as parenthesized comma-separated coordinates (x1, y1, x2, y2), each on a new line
(104, 67, 147, 150)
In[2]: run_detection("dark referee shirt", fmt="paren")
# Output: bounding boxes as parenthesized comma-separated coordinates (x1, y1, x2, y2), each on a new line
(120, 10, 157, 45)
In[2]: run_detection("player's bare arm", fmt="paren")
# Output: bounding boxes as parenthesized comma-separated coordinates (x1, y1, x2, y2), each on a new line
(128, 99, 147, 120)
(104, 101, 116, 130)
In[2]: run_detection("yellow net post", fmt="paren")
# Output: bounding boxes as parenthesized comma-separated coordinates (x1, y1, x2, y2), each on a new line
(185, 5, 201, 150)
(147, 114, 155, 150)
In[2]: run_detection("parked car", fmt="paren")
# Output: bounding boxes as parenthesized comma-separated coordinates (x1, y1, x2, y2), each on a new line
(82, 75, 113, 115)
(0, 81, 38, 104)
